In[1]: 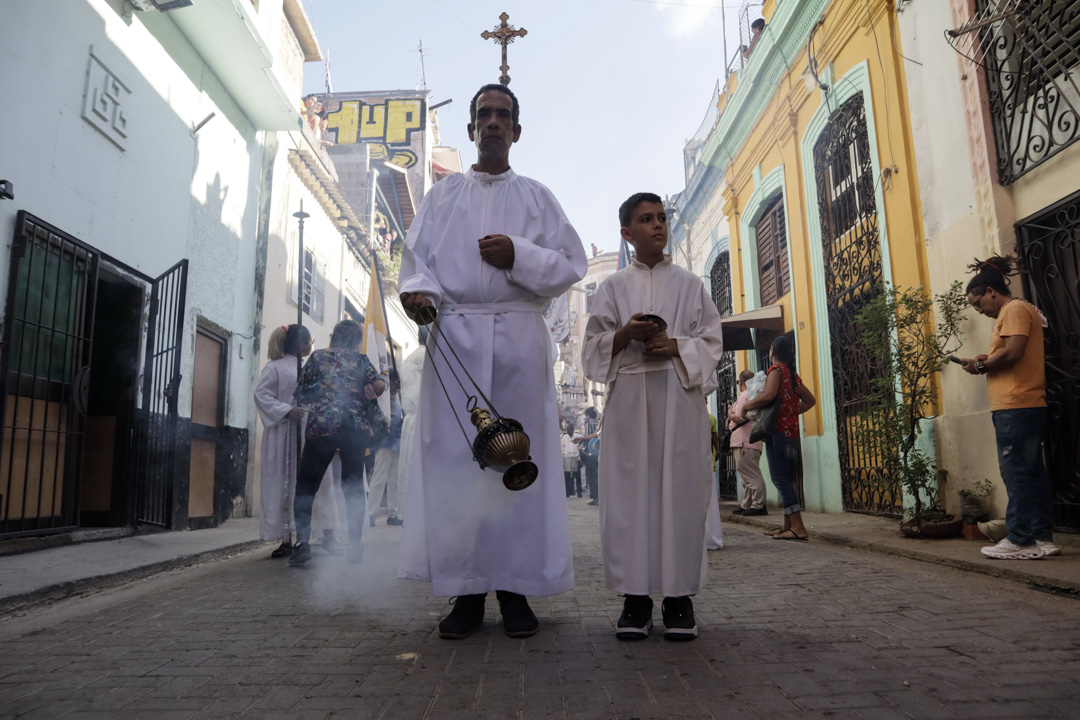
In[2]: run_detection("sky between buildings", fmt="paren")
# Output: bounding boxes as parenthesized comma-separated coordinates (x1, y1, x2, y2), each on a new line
(302, 0, 753, 254)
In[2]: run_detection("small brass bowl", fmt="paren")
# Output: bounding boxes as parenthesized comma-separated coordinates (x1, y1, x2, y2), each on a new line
(637, 314, 667, 332)
(638, 314, 669, 360)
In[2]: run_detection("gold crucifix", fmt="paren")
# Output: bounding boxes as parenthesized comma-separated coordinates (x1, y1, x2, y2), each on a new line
(481, 12, 528, 86)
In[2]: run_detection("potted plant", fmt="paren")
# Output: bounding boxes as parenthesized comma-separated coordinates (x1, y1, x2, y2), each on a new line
(957, 479, 993, 540)
(854, 281, 967, 538)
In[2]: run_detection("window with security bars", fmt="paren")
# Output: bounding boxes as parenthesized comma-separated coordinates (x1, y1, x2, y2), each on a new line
(291, 248, 326, 324)
(755, 196, 790, 306)
(975, 0, 1080, 184)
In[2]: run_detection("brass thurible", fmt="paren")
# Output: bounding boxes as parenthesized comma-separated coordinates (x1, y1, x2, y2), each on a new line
(412, 303, 539, 491)
(470, 407, 538, 491)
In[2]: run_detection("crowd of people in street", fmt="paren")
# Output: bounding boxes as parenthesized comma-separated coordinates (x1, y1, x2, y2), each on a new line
(252, 82, 1059, 650)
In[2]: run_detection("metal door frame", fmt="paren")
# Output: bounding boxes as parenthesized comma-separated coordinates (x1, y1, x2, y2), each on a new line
(1016, 189, 1080, 532)
(0, 212, 99, 538)
(134, 259, 189, 528)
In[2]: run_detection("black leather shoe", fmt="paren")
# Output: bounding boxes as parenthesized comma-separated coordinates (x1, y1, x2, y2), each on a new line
(742, 507, 769, 516)
(732, 508, 746, 515)
(495, 590, 539, 638)
(438, 594, 486, 639)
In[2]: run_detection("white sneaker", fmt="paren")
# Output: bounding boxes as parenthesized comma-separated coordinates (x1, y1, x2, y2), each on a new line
(981, 538, 1045, 560)
(977, 519, 1008, 542)
(1036, 540, 1062, 556)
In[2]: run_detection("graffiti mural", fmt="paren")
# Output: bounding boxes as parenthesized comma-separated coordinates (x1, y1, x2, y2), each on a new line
(324, 96, 426, 169)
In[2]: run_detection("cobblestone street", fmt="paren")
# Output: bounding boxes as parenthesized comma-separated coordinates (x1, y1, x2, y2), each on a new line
(2, 502, 1079, 720)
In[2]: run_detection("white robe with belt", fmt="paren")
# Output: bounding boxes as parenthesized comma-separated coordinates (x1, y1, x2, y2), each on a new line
(397, 167, 587, 597)
(581, 257, 725, 597)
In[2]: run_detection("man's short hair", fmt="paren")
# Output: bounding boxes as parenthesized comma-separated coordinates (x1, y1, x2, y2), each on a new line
(751, 18, 765, 31)
(470, 84, 520, 126)
(619, 192, 664, 228)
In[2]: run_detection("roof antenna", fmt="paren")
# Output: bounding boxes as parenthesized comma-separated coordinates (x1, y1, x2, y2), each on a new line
(416, 39, 429, 91)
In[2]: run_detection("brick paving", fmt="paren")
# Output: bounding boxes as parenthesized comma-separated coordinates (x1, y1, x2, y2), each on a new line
(2, 500, 1079, 719)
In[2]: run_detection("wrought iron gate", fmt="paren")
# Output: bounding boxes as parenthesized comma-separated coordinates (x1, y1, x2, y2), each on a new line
(710, 250, 738, 499)
(813, 94, 902, 515)
(133, 259, 188, 528)
(1016, 190, 1080, 533)
(0, 212, 99, 538)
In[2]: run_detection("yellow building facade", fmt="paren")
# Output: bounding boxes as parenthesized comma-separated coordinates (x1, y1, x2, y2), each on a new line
(698, 0, 931, 513)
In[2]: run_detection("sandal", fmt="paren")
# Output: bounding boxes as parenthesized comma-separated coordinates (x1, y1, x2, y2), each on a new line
(763, 527, 785, 537)
(772, 529, 809, 542)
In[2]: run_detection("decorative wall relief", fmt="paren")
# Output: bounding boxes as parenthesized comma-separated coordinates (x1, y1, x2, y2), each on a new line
(82, 45, 131, 150)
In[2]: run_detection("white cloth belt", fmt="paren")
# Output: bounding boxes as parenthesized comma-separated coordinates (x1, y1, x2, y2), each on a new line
(439, 301, 542, 315)
(617, 360, 674, 375)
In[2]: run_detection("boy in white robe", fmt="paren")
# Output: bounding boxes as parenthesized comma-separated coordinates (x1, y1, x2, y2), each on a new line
(581, 192, 725, 641)
(397, 84, 587, 639)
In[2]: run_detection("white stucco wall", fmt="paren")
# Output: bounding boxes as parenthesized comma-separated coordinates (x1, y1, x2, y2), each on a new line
(0, 0, 267, 431)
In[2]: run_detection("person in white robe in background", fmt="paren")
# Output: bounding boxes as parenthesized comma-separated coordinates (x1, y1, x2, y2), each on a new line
(398, 84, 587, 640)
(395, 342, 426, 521)
(582, 192, 725, 642)
(254, 325, 347, 559)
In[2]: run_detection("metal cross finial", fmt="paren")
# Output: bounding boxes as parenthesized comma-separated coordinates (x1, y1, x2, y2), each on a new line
(480, 12, 528, 85)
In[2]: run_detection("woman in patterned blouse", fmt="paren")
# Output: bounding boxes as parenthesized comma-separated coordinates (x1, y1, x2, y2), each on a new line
(741, 335, 816, 541)
(290, 320, 385, 564)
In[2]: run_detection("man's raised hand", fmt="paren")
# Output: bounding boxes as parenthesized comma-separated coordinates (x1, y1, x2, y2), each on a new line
(478, 235, 515, 269)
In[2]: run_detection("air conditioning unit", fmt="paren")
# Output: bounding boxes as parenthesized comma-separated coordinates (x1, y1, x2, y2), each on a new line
(129, 0, 193, 11)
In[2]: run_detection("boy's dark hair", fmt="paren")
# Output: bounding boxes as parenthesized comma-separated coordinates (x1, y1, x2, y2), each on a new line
(584, 407, 598, 420)
(751, 18, 765, 31)
(470, 84, 520, 126)
(738, 369, 755, 384)
(965, 254, 1019, 297)
(330, 320, 364, 350)
(619, 192, 664, 228)
(283, 324, 311, 357)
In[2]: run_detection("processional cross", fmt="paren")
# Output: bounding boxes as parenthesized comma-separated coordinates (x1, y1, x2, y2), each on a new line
(481, 12, 528, 85)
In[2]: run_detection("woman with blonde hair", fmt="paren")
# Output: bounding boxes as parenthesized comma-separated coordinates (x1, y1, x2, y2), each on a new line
(254, 324, 313, 558)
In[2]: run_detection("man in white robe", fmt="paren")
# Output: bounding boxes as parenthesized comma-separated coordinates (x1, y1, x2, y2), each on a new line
(397, 84, 587, 639)
(581, 192, 725, 641)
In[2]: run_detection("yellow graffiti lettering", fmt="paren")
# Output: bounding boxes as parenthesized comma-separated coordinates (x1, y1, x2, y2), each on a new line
(359, 103, 387, 141)
(388, 149, 418, 169)
(325, 98, 426, 146)
(325, 100, 359, 144)
(369, 144, 389, 161)
(385, 99, 423, 144)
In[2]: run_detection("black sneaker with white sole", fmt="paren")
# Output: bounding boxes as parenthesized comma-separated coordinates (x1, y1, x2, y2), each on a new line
(661, 596, 698, 641)
(616, 595, 653, 640)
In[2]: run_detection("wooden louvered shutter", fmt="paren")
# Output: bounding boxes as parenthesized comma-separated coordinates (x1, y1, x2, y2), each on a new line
(757, 197, 790, 306)
(774, 202, 791, 297)
(757, 209, 777, 305)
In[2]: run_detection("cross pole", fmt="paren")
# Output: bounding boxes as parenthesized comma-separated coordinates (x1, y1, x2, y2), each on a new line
(480, 12, 527, 85)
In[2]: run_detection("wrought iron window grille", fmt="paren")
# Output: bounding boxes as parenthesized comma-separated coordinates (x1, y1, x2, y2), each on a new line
(947, 0, 1080, 184)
